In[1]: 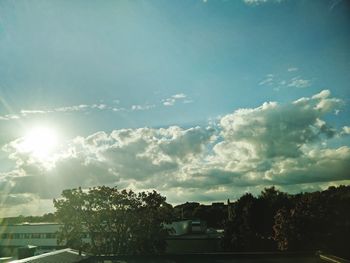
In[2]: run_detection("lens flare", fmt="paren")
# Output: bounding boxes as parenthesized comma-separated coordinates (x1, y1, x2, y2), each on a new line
(18, 127, 59, 160)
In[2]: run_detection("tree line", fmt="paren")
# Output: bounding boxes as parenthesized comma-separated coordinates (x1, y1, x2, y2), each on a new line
(223, 186, 350, 258)
(2, 185, 349, 257)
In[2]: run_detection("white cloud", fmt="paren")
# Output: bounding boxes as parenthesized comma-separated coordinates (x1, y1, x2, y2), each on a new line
(162, 93, 191, 107)
(259, 77, 274, 86)
(20, 110, 47, 116)
(243, 0, 284, 5)
(0, 94, 194, 121)
(287, 67, 299, 72)
(1, 90, 349, 216)
(92, 104, 107, 110)
(259, 73, 277, 86)
(341, 126, 350, 136)
(172, 93, 187, 99)
(263, 146, 350, 185)
(259, 70, 312, 90)
(1, 126, 215, 199)
(287, 76, 311, 88)
(0, 114, 20, 121)
(131, 104, 155, 111)
(163, 99, 175, 106)
(0, 101, 154, 122)
(218, 90, 341, 159)
(1, 95, 195, 121)
(0, 103, 103, 121)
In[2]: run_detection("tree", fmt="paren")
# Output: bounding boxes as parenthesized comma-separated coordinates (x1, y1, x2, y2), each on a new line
(223, 193, 260, 251)
(223, 187, 292, 252)
(273, 207, 298, 251)
(174, 202, 200, 219)
(256, 187, 291, 246)
(53, 186, 173, 255)
(53, 187, 88, 252)
(193, 203, 227, 228)
(273, 186, 350, 258)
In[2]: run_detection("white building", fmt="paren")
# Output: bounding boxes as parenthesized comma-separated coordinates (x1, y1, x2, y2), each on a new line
(0, 223, 64, 257)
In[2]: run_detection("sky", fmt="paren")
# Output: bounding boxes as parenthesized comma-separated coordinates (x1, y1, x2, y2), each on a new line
(0, 0, 350, 216)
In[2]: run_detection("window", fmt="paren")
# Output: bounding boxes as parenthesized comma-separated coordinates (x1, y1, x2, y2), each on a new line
(45, 233, 57, 239)
(31, 233, 41, 239)
(1, 233, 9, 239)
(13, 233, 21, 239)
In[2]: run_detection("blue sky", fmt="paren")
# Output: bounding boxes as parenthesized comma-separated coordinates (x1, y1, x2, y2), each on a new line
(0, 0, 350, 216)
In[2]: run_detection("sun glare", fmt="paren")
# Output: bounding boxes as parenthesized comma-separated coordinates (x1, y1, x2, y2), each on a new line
(19, 127, 59, 160)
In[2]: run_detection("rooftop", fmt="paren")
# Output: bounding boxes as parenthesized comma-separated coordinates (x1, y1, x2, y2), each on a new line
(10, 249, 88, 263)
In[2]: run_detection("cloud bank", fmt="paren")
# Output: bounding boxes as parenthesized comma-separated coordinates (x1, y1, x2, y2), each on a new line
(1, 90, 349, 216)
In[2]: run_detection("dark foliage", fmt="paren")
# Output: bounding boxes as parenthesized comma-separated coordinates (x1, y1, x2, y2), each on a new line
(53, 186, 173, 255)
(223, 187, 291, 251)
(273, 186, 350, 258)
(174, 202, 228, 228)
(0, 213, 56, 225)
(223, 185, 350, 259)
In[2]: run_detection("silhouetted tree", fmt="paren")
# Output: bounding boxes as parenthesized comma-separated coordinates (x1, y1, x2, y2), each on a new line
(54, 186, 173, 255)
(174, 202, 200, 219)
(223, 193, 260, 251)
(223, 187, 291, 251)
(192, 203, 227, 228)
(255, 187, 291, 249)
(273, 186, 350, 258)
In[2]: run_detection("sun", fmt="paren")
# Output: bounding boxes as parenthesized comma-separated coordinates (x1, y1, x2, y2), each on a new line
(18, 127, 59, 160)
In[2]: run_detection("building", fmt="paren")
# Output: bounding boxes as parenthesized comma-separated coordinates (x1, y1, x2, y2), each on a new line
(1, 220, 223, 257)
(164, 220, 223, 253)
(0, 223, 63, 258)
(10, 248, 89, 263)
